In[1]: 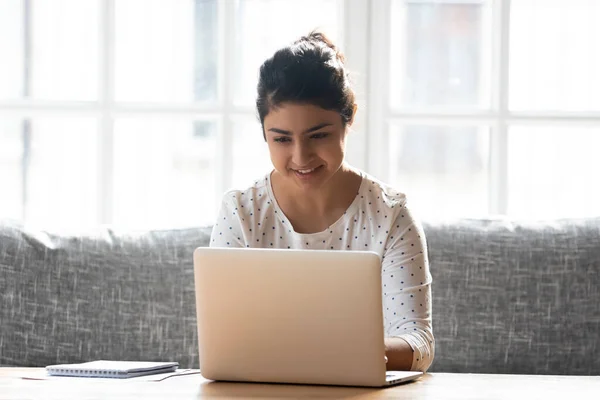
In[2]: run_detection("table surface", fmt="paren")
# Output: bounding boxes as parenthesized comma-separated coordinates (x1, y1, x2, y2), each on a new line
(1, 368, 599, 400)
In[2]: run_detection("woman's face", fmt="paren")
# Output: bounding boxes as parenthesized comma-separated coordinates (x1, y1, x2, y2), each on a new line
(263, 102, 350, 191)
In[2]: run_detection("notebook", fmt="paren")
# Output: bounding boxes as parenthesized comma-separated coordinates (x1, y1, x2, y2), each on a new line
(45, 360, 179, 379)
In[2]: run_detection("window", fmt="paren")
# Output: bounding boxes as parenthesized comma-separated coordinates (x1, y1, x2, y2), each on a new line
(372, 0, 600, 219)
(1, 0, 599, 229)
(0, 0, 341, 229)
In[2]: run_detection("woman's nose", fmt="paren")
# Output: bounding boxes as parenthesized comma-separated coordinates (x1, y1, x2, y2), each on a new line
(292, 141, 313, 166)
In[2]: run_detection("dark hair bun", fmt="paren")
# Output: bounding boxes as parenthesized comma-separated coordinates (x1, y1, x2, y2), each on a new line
(256, 30, 356, 137)
(295, 31, 345, 63)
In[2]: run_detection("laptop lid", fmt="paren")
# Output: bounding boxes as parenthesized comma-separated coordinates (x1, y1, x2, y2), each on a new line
(193, 247, 390, 387)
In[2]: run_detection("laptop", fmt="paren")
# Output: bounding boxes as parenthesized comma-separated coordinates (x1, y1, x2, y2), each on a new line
(193, 247, 423, 387)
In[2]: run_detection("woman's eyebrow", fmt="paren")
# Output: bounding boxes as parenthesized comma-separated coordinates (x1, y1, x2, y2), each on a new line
(267, 123, 333, 135)
(267, 127, 292, 135)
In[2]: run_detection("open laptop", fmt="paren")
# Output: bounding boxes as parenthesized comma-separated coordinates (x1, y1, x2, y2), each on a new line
(193, 247, 423, 387)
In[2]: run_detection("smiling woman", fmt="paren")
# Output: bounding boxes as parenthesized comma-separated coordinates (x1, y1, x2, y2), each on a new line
(209, 32, 434, 373)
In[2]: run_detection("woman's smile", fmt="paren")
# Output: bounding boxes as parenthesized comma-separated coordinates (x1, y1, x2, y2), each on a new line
(291, 165, 325, 181)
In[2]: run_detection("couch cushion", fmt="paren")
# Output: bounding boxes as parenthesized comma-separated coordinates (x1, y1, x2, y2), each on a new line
(0, 220, 211, 368)
(425, 217, 600, 375)
(2, 217, 599, 375)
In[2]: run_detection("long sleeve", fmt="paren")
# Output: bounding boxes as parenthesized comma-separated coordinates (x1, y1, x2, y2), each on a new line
(381, 202, 434, 372)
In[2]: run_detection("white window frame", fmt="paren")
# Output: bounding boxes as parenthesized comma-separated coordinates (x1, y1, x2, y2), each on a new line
(368, 0, 511, 214)
(367, 0, 600, 216)
(2, 0, 600, 225)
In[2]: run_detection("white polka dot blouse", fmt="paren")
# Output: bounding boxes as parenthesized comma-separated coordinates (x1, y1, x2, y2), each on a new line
(210, 170, 434, 372)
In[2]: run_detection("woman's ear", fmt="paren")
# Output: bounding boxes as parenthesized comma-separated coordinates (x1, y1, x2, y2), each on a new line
(348, 104, 358, 126)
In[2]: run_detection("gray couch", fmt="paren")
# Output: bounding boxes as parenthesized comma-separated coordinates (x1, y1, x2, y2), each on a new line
(1, 217, 599, 375)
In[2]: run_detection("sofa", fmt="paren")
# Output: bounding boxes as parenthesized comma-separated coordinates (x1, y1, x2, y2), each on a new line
(1, 217, 599, 375)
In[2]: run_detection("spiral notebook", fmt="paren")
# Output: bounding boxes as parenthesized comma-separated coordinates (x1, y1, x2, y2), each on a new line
(45, 360, 179, 379)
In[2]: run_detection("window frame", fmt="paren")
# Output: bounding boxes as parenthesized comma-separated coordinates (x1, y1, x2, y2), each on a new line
(369, 0, 600, 215)
(2, 0, 600, 225)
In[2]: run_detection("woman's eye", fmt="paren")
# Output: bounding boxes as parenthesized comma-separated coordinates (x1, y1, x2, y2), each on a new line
(311, 132, 329, 139)
(273, 136, 291, 143)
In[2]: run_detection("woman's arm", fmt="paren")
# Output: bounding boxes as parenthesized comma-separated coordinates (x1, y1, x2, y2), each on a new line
(384, 337, 414, 371)
(381, 202, 435, 372)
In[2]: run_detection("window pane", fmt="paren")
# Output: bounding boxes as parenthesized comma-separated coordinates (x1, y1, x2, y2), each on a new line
(113, 118, 217, 228)
(31, 0, 99, 101)
(26, 117, 98, 228)
(510, 0, 600, 111)
(115, 0, 218, 103)
(508, 126, 600, 218)
(233, 0, 340, 107)
(0, 118, 23, 219)
(231, 117, 272, 189)
(389, 124, 490, 218)
(0, 0, 24, 100)
(390, 0, 491, 109)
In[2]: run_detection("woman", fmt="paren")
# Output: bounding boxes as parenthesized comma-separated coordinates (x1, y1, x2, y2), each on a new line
(210, 32, 434, 372)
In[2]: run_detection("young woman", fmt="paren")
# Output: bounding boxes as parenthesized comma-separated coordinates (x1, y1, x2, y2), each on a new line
(210, 32, 434, 372)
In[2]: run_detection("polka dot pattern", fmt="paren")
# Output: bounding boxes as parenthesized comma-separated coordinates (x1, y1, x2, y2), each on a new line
(209, 171, 434, 372)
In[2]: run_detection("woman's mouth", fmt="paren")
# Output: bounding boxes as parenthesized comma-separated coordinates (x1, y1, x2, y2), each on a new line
(292, 165, 323, 180)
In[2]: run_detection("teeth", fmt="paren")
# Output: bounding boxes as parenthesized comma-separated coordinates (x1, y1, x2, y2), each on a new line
(297, 168, 316, 174)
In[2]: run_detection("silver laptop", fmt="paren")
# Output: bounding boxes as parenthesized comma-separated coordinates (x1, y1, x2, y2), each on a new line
(193, 247, 423, 387)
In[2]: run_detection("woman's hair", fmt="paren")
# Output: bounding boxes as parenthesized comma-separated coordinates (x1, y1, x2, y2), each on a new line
(256, 31, 356, 137)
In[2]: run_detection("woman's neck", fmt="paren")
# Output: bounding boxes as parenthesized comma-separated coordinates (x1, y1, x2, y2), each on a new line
(271, 164, 362, 233)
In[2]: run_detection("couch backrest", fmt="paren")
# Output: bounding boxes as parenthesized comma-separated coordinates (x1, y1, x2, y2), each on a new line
(0, 221, 210, 369)
(425, 217, 600, 375)
(1, 218, 599, 374)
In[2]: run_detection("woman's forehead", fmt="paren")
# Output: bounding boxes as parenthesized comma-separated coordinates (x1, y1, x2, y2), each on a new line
(264, 103, 342, 129)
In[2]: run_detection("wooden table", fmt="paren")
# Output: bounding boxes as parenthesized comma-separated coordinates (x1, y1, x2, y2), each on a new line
(1, 368, 599, 399)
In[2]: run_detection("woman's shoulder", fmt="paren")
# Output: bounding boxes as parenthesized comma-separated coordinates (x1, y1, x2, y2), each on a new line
(220, 173, 271, 208)
(357, 169, 407, 208)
